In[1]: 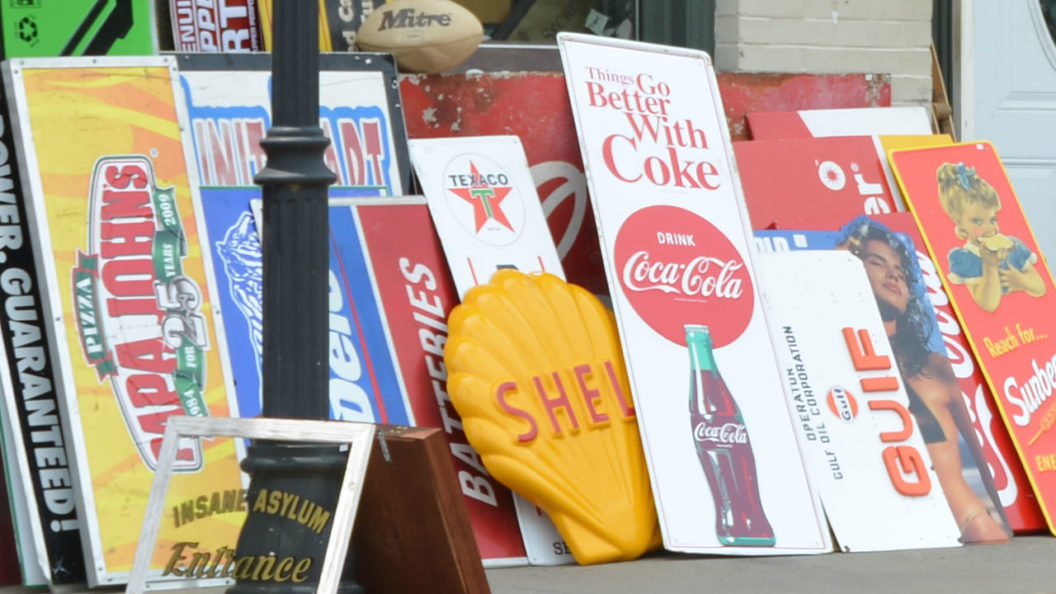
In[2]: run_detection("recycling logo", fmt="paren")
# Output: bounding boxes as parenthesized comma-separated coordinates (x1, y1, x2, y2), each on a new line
(17, 16, 38, 44)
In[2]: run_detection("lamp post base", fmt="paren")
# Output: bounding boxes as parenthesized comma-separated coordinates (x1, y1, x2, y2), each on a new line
(227, 443, 363, 594)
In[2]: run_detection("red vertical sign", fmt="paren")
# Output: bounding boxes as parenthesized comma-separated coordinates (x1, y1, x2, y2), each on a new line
(353, 200, 528, 562)
(892, 142, 1056, 533)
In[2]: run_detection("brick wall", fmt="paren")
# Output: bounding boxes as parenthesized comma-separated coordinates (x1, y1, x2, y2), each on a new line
(713, 0, 933, 105)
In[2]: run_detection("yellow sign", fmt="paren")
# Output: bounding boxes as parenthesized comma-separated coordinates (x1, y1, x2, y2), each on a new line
(445, 270, 661, 564)
(11, 58, 241, 585)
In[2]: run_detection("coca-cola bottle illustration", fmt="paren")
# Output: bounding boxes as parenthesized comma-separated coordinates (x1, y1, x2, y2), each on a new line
(686, 324, 776, 546)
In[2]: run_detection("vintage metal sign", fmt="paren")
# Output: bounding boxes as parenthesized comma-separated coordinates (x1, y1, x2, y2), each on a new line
(346, 197, 529, 565)
(758, 212, 1045, 533)
(4, 56, 241, 587)
(758, 250, 963, 551)
(409, 136, 572, 565)
(559, 33, 829, 555)
(734, 136, 904, 229)
(891, 142, 1056, 535)
(176, 52, 410, 194)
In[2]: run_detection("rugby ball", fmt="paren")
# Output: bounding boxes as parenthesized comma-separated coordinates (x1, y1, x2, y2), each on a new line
(357, 0, 484, 74)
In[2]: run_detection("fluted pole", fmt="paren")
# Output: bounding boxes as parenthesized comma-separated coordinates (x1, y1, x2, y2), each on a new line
(228, 1, 360, 592)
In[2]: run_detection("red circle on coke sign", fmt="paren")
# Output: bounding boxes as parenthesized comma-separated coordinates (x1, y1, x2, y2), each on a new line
(614, 206, 753, 347)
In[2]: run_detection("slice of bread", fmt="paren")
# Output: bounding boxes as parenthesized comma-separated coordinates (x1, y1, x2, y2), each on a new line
(981, 233, 1014, 252)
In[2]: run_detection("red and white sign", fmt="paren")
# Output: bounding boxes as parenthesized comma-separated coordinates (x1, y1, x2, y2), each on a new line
(757, 250, 961, 551)
(347, 198, 529, 565)
(734, 136, 904, 230)
(746, 106, 932, 141)
(169, 0, 260, 52)
(559, 33, 829, 555)
(614, 206, 753, 347)
(409, 136, 565, 298)
(408, 136, 573, 565)
(891, 142, 1056, 535)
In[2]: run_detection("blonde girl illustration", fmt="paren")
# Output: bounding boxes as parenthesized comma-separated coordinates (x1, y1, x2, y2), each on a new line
(937, 162, 1045, 312)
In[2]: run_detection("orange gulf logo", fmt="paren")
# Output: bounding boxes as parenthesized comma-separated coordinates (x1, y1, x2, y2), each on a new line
(445, 270, 661, 564)
(826, 386, 859, 421)
(843, 327, 932, 497)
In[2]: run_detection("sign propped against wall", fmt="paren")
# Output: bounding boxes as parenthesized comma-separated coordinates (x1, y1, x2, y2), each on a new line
(177, 52, 411, 195)
(239, 195, 531, 567)
(733, 135, 903, 230)
(558, 33, 830, 555)
(409, 135, 565, 293)
(0, 76, 83, 587)
(409, 135, 572, 565)
(4, 56, 242, 587)
(756, 250, 962, 551)
(339, 197, 529, 566)
(890, 142, 1056, 535)
(758, 213, 1043, 534)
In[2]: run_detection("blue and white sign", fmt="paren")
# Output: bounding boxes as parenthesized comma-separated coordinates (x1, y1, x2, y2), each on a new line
(200, 188, 410, 425)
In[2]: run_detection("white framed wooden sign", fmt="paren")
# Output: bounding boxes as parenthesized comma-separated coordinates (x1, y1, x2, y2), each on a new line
(128, 417, 375, 592)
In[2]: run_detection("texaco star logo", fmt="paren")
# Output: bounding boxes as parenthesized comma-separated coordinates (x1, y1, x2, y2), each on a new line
(448, 162, 515, 232)
(443, 155, 525, 246)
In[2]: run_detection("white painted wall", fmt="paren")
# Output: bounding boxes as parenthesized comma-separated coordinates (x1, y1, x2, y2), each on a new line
(713, 0, 934, 105)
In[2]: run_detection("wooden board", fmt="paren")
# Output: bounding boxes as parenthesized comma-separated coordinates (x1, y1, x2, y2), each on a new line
(355, 426, 490, 594)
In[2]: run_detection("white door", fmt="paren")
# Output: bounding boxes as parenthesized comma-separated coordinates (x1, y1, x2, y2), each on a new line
(961, 0, 1056, 262)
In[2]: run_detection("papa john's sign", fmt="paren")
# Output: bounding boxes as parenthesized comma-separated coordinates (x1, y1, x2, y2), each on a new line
(73, 156, 210, 470)
(5, 57, 241, 588)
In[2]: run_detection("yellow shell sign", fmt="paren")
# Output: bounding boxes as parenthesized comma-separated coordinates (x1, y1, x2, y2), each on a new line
(445, 270, 660, 564)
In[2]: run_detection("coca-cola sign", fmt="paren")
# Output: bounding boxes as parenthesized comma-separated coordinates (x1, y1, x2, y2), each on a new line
(614, 205, 753, 347)
(693, 422, 748, 445)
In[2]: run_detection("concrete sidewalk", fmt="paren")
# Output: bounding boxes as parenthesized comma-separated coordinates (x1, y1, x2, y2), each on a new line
(3, 535, 1054, 593)
(486, 535, 1056, 594)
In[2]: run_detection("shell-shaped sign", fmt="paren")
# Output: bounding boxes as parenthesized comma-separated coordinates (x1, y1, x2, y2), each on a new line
(445, 270, 661, 564)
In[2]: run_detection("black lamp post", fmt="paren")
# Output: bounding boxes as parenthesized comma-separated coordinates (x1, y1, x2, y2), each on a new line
(227, 0, 361, 592)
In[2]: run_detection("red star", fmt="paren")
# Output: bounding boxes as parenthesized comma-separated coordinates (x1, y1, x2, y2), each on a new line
(448, 162, 515, 232)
